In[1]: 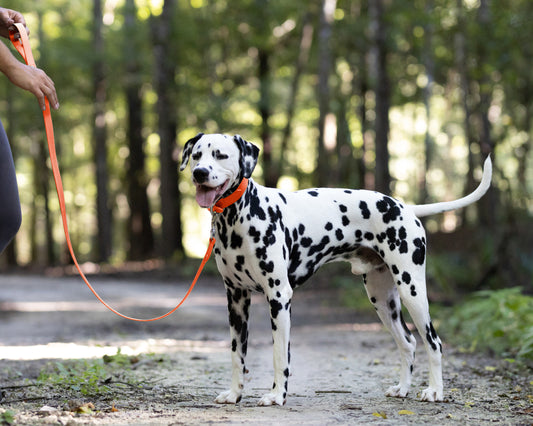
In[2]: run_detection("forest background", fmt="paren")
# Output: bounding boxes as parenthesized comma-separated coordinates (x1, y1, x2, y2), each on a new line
(0, 0, 531, 304)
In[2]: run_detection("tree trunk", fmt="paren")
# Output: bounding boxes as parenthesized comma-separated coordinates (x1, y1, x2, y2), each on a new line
(369, 0, 391, 194)
(124, 0, 154, 260)
(455, 0, 476, 226)
(475, 0, 497, 228)
(316, 0, 337, 187)
(258, 47, 275, 188)
(92, 0, 112, 262)
(421, 0, 435, 204)
(275, 14, 314, 187)
(153, 0, 183, 259)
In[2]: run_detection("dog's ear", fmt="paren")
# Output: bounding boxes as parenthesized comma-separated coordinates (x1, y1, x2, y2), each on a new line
(180, 132, 204, 171)
(233, 135, 260, 178)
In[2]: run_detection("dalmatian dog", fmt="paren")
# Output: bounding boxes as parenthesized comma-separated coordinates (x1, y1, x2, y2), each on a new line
(180, 133, 492, 406)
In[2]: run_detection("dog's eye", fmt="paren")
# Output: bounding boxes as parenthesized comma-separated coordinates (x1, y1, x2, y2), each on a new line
(192, 152, 202, 161)
(215, 151, 229, 160)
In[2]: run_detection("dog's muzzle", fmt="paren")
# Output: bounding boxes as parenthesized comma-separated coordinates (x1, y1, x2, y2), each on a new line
(192, 167, 230, 208)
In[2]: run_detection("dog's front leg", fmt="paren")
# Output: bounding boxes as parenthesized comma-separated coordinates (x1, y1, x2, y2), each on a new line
(215, 285, 251, 404)
(258, 286, 293, 406)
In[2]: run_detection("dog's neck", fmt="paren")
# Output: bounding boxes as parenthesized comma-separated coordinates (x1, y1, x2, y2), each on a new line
(210, 178, 249, 214)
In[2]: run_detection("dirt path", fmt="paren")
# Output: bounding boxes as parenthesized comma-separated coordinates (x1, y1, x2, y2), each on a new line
(1, 273, 532, 425)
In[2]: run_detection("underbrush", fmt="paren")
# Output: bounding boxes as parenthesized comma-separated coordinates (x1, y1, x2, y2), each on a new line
(438, 287, 533, 362)
(1, 350, 167, 413)
(36, 349, 147, 399)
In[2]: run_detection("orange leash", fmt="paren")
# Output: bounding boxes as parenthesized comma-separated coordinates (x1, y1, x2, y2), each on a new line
(9, 23, 215, 322)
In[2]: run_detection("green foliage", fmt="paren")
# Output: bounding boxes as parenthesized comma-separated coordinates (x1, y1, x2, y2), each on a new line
(0, 0, 530, 278)
(442, 287, 533, 360)
(427, 252, 477, 293)
(333, 274, 376, 315)
(37, 349, 143, 397)
(0, 410, 15, 426)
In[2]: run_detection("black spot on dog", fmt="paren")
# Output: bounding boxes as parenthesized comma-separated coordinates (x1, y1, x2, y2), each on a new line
(402, 271, 411, 284)
(359, 201, 371, 219)
(249, 189, 266, 220)
(270, 299, 283, 318)
(425, 323, 438, 351)
(301, 237, 313, 247)
(263, 227, 277, 247)
(364, 232, 374, 241)
(234, 255, 245, 272)
(260, 260, 275, 274)
(248, 226, 261, 243)
(376, 196, 402, 223)
(308, 235, 330, 256)
(230, 231, 243, 249)
(339, 204, 348, 213)
(325, 222, 333, 231)
(308, 191, 319, 197)
(412, 238, 426, 265)
(335, 229, 344, 241)
(256, 246, 267, 260)
(400, 311, 412, 336)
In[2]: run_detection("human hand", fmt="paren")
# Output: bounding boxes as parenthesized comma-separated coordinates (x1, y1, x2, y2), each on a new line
(7, 61, 59, 111)
(0, 8, 29, 40)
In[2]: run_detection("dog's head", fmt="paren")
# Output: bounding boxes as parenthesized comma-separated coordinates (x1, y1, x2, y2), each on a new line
(180, 133, 260, 208)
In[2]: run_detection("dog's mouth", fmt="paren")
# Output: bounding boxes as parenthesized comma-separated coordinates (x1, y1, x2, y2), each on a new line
(195, 180, 230, 208)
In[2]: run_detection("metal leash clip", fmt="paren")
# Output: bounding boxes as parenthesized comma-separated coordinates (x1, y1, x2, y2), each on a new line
(209, 207, 217, 239)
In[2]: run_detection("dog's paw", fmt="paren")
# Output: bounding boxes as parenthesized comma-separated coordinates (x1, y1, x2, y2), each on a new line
(215, 389, 242, 404)
(257, 391, 286, 406)
(385, 384, 409, 398)
(420, 387, 443, 402)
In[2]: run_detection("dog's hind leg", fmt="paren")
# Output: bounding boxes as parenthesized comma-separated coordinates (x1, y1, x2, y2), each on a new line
(363, 268, 417, 399)
(396, 274, 443, 402)
(215, 283, 251, 404)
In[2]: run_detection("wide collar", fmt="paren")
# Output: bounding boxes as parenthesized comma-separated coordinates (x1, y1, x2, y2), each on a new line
(210, 178, 249, 214)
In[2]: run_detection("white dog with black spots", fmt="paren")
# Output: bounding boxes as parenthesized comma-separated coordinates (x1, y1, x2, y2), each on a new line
(180, 133, 492, 406)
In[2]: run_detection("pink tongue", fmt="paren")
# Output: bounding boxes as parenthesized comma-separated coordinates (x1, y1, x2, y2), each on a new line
(196, 185, 219, 208)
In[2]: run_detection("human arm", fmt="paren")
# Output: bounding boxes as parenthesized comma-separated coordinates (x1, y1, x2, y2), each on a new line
(0, 40, 59, 111)
(0, 7, 59, 111)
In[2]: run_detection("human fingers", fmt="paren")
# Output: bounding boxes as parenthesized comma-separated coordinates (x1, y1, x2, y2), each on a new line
(13, 66, 59, 111)
(33, 69, 59, 111)
(0, 8, 29, 39)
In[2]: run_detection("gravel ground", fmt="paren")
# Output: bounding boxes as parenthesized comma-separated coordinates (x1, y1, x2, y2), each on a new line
(0, 273, 532, 425)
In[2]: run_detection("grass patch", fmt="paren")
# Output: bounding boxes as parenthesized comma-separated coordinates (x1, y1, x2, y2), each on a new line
(36, 349, 162, 399)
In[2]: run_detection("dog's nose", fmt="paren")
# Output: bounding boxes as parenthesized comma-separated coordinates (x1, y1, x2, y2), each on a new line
(193, 167, 210, 184)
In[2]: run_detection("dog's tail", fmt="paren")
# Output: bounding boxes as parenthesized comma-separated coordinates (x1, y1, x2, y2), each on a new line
(411, 156, 492, 218)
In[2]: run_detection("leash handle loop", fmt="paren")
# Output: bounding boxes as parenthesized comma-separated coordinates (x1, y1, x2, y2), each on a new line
(10, 23, 210, 322)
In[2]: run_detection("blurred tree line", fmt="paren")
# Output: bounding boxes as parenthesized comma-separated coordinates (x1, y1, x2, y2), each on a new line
(0, 0, 531, 292)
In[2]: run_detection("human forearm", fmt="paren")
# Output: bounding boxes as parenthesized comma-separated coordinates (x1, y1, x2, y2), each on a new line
(0, 40, 59, 111)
